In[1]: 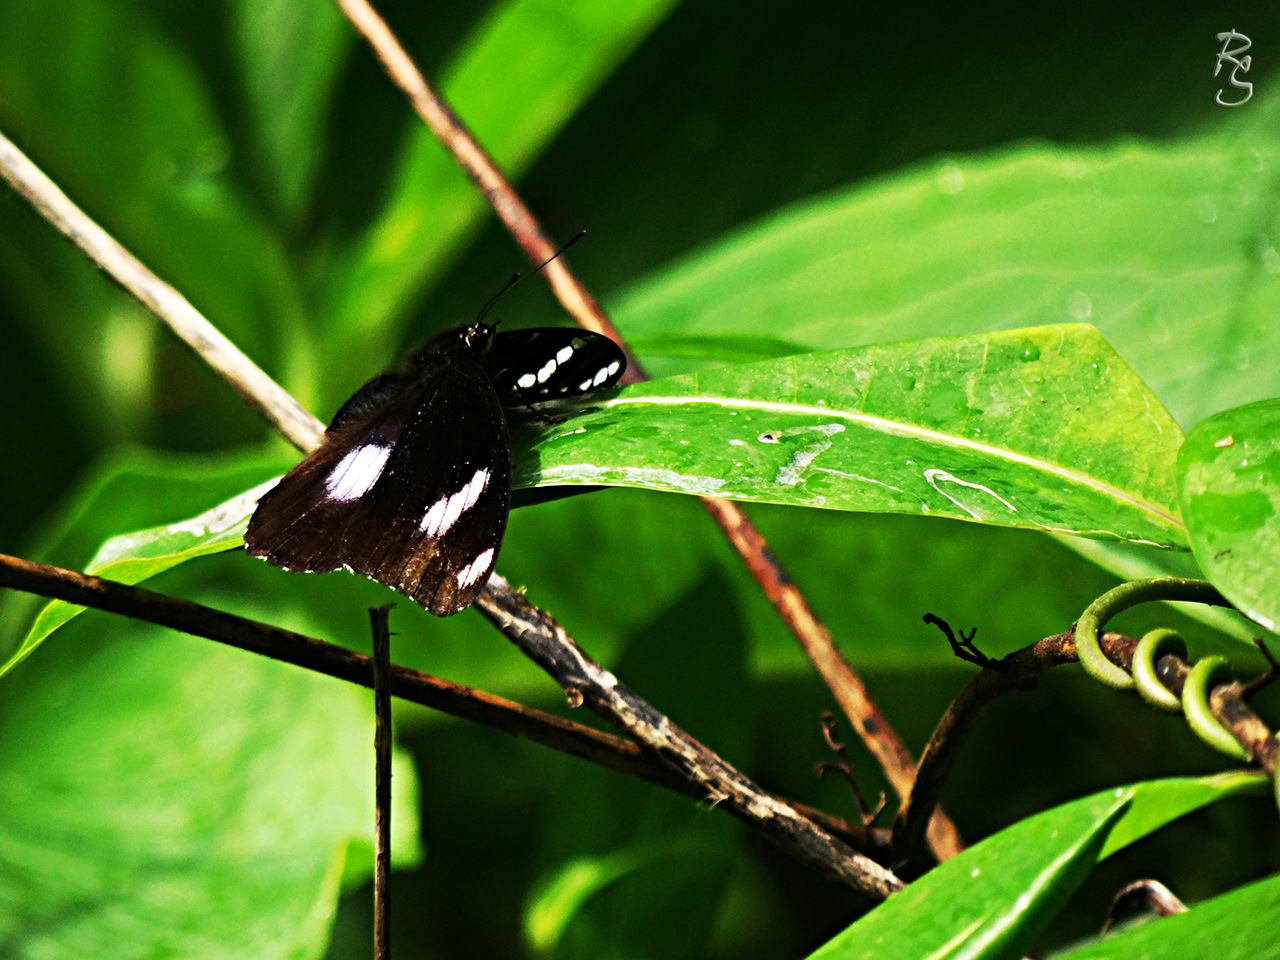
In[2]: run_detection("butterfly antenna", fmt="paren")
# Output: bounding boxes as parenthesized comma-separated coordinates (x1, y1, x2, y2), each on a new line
(476, 231, 587, 326)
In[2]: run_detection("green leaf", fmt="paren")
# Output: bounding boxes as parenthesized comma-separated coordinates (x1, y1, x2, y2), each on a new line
(598, 88, 1280, 646)
(9, 323, 1185, 664)
(612, 135, 1280, 431)
(1178, 397, 1280, 634)
(1091, 771, 1267, 861)
(1051, 871, 1280, 960)
(806, 774, 1266, 960)
(0, 607, 421, 959)
(522, 324, 1186, 546)
(2, 463, 282, 680)
(230, 0, 352, 225)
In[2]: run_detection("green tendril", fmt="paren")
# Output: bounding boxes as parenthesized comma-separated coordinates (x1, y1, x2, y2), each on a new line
(1182, 656, 1250, 761)
(1075, 578, 1229, 690)
(1131, 628, 1187, 711)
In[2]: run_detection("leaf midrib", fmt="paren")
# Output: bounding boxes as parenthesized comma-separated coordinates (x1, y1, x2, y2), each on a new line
(602, 393, 1186, 532)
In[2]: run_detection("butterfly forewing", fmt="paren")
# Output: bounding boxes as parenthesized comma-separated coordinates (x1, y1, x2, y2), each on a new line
(246, 321, 624, 616)
(483, 329, 626, 404)
(246, 335, 510, 616)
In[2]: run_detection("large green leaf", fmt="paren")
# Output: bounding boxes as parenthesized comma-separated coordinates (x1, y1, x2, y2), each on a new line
(1178, 397, 1280, 634)
(7, 323, 1185, 668)
(612, 134, 1280, 433)
(0, 606, 421, 960)
(524, 324, 1186, 546)
(605, 101, 1280, 609)
(806, 773, 1266, 960)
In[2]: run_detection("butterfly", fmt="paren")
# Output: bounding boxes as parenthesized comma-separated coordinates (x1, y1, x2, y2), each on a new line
(244, 321, 626, 615)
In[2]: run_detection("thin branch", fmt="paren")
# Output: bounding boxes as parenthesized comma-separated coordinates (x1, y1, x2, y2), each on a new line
(0, 129, 323, 453)
(0, 553, 888, 862)
(331, 0, 637, 378)
(891, 626, 1280, 866)
(0, 554, 668, 789)
(370, 605, 393, 960)
(474, 574, 903, 899)
(1210, 682, 1280, 770)
(816, 712, 887, 824)
(705, 498, 964, 858)
(891, 629, 1123, 865)
(334, 0, 959, 863)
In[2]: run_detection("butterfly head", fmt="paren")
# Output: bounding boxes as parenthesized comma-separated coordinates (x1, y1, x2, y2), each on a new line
(461, 319, 498, 353)
(410, 320, 497, 369)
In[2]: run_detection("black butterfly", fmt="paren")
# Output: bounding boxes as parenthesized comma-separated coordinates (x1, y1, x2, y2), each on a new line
(244, 321, 626, 616)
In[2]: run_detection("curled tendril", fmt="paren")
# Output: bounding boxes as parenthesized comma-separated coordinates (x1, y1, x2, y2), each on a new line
(1132, 628, 1186, 711)
(1075, 577, 1249, 760)
(1182, 656, 1251, 761)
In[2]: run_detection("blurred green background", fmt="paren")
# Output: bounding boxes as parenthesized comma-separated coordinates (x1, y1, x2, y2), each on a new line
(1, 1, 1278, 958)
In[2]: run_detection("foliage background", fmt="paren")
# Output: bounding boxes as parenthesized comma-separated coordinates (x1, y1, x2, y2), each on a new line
(0, 1, 1277, 957)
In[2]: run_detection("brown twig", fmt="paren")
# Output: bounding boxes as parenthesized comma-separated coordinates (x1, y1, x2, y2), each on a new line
(0, 129, 323, 453)
(816, 712, 887, 824)
(0, 554, 682, 792)
(708, 500, 963, 858)
(369, 605, 393, 960)
(891, 626, 1280, 867)
(891, 629, 1123, 865)
(1210, 682, 1280, 770)
(1102, 879, 1187, 934)
(334, 0, 959, 863)
(475, 574, 903, 899)
(330, 0, 636, 379)
(0, 553, 888, 861)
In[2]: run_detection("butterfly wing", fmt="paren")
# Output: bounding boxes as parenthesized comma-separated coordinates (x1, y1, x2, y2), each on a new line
(483, 328, 626, 404)
(245, 355, 510, 616)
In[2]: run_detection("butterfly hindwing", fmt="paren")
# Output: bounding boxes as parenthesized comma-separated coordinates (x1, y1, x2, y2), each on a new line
(246, 321, 624, 616)
(376, 356, 510, 614)
(245, 335, 510, 616)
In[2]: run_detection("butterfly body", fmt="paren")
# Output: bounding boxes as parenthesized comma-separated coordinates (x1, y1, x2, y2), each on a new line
(245, 322, 624, 616)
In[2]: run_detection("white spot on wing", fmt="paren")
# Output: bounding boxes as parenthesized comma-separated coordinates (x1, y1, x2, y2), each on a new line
(323, 443, 392, 502)
(591, 366, 610, 387)
(461, 466, 490, 511)
(419, 467, 490, 538)
(420, 497, 449, 538)
(455, 546, 496, 588)
(517, 372, 537, 389)
(555, 345, 574, 364)
(536, 358, 557, 384)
